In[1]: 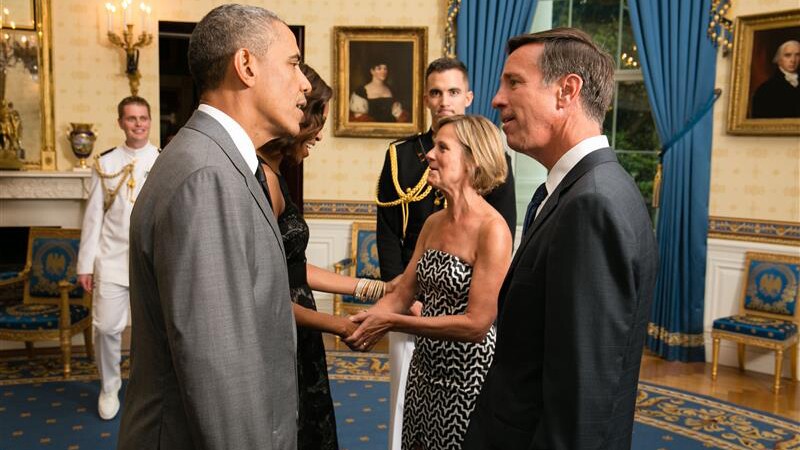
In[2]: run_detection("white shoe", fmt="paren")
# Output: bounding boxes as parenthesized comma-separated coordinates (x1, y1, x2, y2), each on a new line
(98, 389, 120, 420)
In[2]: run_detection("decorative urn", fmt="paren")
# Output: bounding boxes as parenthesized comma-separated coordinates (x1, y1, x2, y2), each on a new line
(67, 123, 97, 170)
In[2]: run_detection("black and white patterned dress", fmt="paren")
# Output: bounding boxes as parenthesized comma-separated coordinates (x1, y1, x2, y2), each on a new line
(402, 249, 496, 450)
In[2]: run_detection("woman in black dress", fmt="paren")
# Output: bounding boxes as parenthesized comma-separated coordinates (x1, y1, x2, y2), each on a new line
(349, 61, 410, 123)
(257, 64, 387, 450)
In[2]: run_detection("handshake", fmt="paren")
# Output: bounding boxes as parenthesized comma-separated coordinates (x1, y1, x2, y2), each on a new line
(336, 276, 422, 352)
(336, 275, 419, 352)
(338, 300, 422, 352)
(339, 308, 388, 352)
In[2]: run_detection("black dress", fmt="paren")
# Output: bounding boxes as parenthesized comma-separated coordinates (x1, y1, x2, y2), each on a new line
(354, 86, 397, 122)
(273, 171, 339, 450)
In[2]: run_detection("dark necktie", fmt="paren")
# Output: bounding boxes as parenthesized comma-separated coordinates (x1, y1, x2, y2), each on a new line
(254, 163, 273, 209)
(522, 183, 548, 235)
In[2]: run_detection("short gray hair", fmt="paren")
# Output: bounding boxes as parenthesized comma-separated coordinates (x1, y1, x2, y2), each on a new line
(773, 40, 800, 64)
(188, 4, 283, 94)
(507, 28, 614, 125)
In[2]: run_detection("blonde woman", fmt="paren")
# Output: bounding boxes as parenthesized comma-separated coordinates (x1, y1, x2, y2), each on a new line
(347, 115, 512, 450)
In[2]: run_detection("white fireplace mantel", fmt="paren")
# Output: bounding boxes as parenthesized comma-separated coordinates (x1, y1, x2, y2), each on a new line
(0, 170, 92, 200)
(0, 171, 91, 228)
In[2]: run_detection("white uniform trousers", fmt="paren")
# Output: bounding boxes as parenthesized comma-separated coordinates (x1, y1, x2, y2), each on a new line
(389, 331, 416, 450)
(93, 281, 129, 394)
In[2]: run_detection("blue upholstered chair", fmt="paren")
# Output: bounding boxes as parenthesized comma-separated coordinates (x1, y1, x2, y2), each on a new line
(711, 252, 799, 393)
(333, 221, 380, 349)
(0, 228, 93, 377)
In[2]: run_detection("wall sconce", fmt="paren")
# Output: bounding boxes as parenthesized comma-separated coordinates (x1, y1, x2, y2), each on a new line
(105, 1, 153, 96)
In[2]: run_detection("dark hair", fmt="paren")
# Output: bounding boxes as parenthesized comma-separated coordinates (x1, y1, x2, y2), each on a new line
(259, 64, 332, 161)
(425, 57, 469, 85)
(507, 27, 614, 124)
(117, 96, 151, 119)
(188, 4, 281, 94)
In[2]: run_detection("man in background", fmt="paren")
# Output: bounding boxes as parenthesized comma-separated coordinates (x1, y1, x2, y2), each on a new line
(751, 39, 800, 118)
(76, 95, 158, 421)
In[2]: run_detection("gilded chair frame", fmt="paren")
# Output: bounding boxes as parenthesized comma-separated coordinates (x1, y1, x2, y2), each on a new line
(333, 221, 378, 349)
(0, 228, 93, 377)
(711, 252, 799, 393)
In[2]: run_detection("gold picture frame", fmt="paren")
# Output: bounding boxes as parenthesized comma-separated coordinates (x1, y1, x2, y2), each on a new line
(333, 26, 427, 138)
(727, 9, 800, 135)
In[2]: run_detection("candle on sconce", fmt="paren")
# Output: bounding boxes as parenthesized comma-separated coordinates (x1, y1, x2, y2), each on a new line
(145, 5, 152, 34)
(105, 3, 115, 34)
(122, 0, 130, 27)
(139, 3, 146, 33)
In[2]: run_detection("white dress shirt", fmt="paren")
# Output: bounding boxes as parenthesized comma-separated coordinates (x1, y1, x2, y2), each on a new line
(197, 103, 259, 174)
(77, 142, 160, 286)
(535, 135, 610, 218)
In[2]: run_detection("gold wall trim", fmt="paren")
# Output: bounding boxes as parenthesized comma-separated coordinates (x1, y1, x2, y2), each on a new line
(303, 200, 376, 220)
(708, 216, 800, 246)
(647, 323, 705, 348)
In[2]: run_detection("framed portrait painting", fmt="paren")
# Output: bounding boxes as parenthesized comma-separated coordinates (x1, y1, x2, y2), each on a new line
(727, 9, 800, 135)
(333, 26, 427, 138)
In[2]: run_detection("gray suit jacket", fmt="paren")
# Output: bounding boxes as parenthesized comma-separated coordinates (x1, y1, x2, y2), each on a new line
(118, 111, 297, 450)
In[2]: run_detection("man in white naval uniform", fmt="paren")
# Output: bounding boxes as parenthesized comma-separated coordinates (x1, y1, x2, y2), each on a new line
(77, 96, 159, 420)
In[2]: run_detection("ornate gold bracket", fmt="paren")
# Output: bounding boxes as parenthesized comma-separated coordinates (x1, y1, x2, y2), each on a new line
(105, 3, 153, 96)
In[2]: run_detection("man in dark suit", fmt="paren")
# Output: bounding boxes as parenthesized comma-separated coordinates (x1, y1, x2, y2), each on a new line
(118, 5, 310, 449)
(462, 28, 658, 450)
(751, 39, 799, 118)
(376, 57, 516, 449)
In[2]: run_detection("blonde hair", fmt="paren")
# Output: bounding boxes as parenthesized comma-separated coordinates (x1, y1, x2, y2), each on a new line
(436, 114, 507, 195)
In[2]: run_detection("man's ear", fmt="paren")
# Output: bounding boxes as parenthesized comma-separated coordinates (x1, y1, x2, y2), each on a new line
(557, 74, 583, 108)
(465, 90, 474, 108)
(232, 48, 257, 88)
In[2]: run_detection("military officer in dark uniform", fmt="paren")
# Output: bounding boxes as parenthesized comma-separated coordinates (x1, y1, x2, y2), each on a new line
(375, 57, 516, 450)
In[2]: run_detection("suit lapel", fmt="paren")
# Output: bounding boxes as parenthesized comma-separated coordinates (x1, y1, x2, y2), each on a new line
(183, 111, 284, 248)
(498, 148, 619, 314)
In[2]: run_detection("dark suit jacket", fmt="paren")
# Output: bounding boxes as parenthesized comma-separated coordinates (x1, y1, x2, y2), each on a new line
(118, 111, 297, 450)
(751, 71, 800, 118)
(376, 129, 517, 280)
(463, 148, 658, 450)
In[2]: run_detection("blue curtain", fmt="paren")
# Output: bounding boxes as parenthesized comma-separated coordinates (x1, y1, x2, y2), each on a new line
(628, 0, 718, 362)
(455, 0, 536, 123)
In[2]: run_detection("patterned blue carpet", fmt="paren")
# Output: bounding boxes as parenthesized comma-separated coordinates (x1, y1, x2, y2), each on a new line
(0, 352, 798, 449)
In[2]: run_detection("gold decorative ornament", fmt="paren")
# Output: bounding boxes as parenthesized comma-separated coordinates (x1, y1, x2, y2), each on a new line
(375, 142, 434, 239)
(0, 100, 23, 169)
(707, 0, 734, 56)
(66, 123, 97, 170)
(93, 155, 137, 212)
(444, 0, 461, 58)
(105, 1, 153, 96)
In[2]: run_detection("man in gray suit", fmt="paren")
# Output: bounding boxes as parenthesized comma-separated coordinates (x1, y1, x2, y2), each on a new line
(118, 5, 311, 449)
(463, 28, 658, 450)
